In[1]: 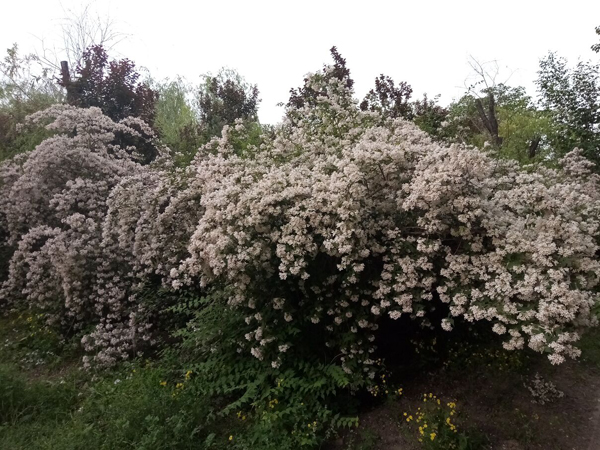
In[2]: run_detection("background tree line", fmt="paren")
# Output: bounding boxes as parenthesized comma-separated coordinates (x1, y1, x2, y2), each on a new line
(1, 24, 599, 169)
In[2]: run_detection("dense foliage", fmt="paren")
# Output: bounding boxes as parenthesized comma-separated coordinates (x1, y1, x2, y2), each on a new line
(59, 45, 158, 126)
(443, 84, 552, 163)
(197, 68, 260, 142)
(536, 53, 600, 166)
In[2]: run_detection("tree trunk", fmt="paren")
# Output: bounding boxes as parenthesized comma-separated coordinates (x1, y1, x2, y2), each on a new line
(60, 61, 76, 104)
(475, 93, 503, 147)
(528, 136, 541, 159)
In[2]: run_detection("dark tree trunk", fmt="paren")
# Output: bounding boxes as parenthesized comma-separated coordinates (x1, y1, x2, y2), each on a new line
(475, 93, 503, 147)
(60, 61, 76, 104)
(528, 136, 541, 159)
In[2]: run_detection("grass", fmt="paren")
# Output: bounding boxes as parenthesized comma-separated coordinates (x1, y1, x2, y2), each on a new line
(0, 314, 208, 450)
(0, 358, 217, 449)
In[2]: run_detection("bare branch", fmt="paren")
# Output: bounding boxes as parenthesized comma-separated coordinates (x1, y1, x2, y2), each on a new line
(32, 1, 129, 73)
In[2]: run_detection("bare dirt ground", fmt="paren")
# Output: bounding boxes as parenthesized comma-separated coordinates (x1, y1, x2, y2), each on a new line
(332, 331, 600, 450)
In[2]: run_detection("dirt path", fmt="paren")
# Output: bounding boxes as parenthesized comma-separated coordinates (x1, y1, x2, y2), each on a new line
(587, 396, 600, 450)
(337, 348, 600, 450)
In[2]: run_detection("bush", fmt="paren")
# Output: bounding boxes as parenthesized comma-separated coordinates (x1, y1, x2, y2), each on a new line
(178, 68, 600, 376)
(0, 105, 169, 367)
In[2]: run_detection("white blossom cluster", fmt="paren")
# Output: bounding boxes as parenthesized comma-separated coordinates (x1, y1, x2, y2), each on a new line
(1, 68, 599, 373)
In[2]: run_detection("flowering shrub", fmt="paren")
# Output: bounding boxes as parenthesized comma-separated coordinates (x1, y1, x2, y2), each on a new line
(1, 58, 599, 373)
(0, 105, 169, 367)
(177, 68, 600, 376)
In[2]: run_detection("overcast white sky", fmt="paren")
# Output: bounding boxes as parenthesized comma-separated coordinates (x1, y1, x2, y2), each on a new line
(2, 0, 599, 124)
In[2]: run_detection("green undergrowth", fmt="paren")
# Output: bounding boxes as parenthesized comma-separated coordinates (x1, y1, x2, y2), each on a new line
(0, 297, 361, 449)
(1, 303, 599, 449)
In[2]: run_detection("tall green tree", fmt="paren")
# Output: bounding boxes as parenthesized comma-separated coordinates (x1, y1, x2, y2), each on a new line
(411, 93, 449, 138)
(495, 85, 551, 161)
(153, 77, 202, 164)
(0, 44, 63, 160)
(152, 70, 263, 164)
(196, 68, 260, 142)
(536, 52, 600, 166)
(444, 84, 551, 163)
(440, 57, 554, 164)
